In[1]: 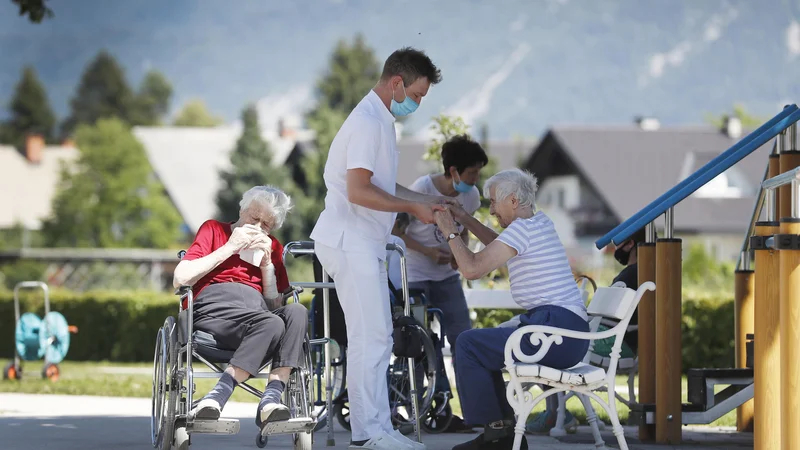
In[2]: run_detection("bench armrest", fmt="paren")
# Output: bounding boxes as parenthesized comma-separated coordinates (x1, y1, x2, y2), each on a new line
(503, 320, 633, 367)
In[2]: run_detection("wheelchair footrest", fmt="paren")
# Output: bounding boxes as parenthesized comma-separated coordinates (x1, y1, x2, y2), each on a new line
(191, 418, 240, 435)
(260, 417, 316, 436)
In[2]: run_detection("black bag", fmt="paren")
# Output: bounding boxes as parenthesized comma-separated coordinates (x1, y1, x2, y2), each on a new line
(392, 315, 424, 358)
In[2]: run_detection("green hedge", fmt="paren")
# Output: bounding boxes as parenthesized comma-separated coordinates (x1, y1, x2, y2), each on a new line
(0, 289, 315, 362)
(0, 289, 735, 371)
(0, 289, 177, 362)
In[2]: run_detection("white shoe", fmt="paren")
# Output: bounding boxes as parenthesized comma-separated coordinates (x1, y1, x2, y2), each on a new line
(386, 427, 426, 450)
(348, 430, 402, 450)
(190, 398, 221, 420)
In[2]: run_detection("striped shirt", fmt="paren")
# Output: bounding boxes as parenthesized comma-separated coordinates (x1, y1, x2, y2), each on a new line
(496, 213, 588, 321)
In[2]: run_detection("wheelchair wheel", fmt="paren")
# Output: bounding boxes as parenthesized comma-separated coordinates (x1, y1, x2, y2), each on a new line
(388, 323, 438, 428)
(151, 317, 178, 450)
(421, 395, 453, 434)
(173, 425, 190, 450)
(294, 432, 312, 450)
(334, 402, 351, 431)
(255, 433, 268, 448)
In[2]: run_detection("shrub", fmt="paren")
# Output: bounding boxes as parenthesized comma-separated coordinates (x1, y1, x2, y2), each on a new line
(0, 289, 313, 362)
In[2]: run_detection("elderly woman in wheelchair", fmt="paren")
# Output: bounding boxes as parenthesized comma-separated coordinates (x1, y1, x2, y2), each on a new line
(172, 185, 308, 428)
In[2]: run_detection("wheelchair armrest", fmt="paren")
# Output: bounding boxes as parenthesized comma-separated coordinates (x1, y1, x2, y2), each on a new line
(283, 285, 304, 300)
(175, 286, 192, 297)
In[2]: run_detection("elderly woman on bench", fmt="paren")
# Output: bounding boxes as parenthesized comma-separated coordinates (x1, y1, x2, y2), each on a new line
(432, 169, 590, 450)
(172, 185, 307, 428)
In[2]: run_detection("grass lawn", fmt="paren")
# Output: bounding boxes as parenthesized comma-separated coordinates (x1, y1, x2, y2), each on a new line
(1, 359, 739, 428)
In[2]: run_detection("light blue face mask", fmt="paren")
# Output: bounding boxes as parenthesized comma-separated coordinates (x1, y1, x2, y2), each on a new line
(390, 83, 419, 116)
(452, 173, 474, 193)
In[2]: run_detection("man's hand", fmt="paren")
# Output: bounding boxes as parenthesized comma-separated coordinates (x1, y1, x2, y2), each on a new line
(448, 202, 469, 221)
(431, 196, 459, 207)
(426, 247, 452, 265)
(411, 202, 447, 224)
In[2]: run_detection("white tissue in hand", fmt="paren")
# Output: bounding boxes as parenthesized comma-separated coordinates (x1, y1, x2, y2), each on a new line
(239, 248, 265, 266)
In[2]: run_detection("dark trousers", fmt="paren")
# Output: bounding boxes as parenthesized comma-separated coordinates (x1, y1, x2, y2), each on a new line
(194, 283, 307, 376)
(455, 305, 590, 426)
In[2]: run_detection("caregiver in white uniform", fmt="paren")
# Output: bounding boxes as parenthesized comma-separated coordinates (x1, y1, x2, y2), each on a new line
(311, 47, 448, 450)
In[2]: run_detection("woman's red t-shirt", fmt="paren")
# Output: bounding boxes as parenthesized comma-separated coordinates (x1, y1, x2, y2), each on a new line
(182, 220, 290, 299)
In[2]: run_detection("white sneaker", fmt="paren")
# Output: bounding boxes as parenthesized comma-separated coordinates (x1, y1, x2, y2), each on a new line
(386, 427, 426, 450)
(190, 398, 221, 420)
(348, 430, 401, 450)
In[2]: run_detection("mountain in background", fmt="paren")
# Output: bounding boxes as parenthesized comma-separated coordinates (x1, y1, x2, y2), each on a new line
(1, 0, 799, 139)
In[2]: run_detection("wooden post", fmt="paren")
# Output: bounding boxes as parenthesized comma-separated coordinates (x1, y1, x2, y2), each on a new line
(780, 216, 800, 450)
(734, 268, 755, 431)
(754, 221, 781, 450)
(655, 237, 682, 444)
(637, 240, 656, 441)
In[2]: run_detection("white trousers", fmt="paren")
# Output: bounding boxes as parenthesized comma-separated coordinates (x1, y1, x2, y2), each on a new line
(314, 242, 393, 441)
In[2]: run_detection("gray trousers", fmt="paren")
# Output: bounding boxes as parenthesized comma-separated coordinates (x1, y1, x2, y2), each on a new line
(193, 283, 307, 376)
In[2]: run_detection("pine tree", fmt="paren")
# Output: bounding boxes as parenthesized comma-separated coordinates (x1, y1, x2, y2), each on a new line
(215, 105, 303, 242)
(60, 50, 134, 138)
(131, 70, 173, 126)
(296, 34, 381, 237)
(42, 118, 182, 248)
(5, 65, 56, 146)
(12, 0, 53, 23)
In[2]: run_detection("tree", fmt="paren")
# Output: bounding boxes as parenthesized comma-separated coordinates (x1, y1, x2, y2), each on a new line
(4, 65, 56, 146)
(296, 34, 382, 237)
(41, 118, 182, 248)
(130, 70, 173, 126)
(11, 0, 52, 23)
(60, 50, 134, 138)
(705, 104, 767, 130)
(316, 34, 381, 115)
(215, 105, 304, 242)
(172, 99, 224, 127)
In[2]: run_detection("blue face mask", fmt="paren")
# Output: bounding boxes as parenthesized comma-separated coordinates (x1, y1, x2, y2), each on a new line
(390, 83, 419, 116)
(452, 174, 474, 193)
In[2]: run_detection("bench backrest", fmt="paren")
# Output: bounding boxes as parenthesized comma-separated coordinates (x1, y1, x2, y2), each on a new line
(586, 286, 636, 321)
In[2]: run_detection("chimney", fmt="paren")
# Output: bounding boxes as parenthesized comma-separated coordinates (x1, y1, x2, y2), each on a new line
(25, 133, 45, 164)
(723, 115, 742, 139)
(278, 118, 295, 139)
(634, 116, 660, 131)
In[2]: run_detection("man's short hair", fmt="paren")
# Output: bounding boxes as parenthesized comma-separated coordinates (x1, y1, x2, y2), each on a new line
(381, 47, 442, 86)
(442, 135, 489, 177)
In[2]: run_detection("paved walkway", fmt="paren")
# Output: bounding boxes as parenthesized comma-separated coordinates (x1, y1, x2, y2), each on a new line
(0, 393, 753, 449)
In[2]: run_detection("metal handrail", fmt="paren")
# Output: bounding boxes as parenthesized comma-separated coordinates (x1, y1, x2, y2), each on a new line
(735, 140, 777, 271)
(594, 104, 800, 249)
(736, 161, 769, 271)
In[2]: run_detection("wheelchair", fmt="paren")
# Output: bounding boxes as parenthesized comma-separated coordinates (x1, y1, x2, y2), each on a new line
(282, 240, 428, 446)
(150, 250, 321, 450)
(304, 265, 441, 436)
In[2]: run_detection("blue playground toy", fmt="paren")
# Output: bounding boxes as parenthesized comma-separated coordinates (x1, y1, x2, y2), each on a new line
(3, 281, 78, 381)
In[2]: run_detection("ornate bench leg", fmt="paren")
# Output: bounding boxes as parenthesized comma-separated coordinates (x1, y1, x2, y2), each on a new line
(578, 394, 607, 450)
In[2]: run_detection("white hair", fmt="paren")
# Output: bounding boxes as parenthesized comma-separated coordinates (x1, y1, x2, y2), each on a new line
(239, 185, 293, 229)
(483, 168, 538, 209)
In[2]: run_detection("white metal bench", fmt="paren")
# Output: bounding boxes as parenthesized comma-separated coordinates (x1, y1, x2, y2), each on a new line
(503, 282, 655, 450)
(550, 280, 640, 437)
